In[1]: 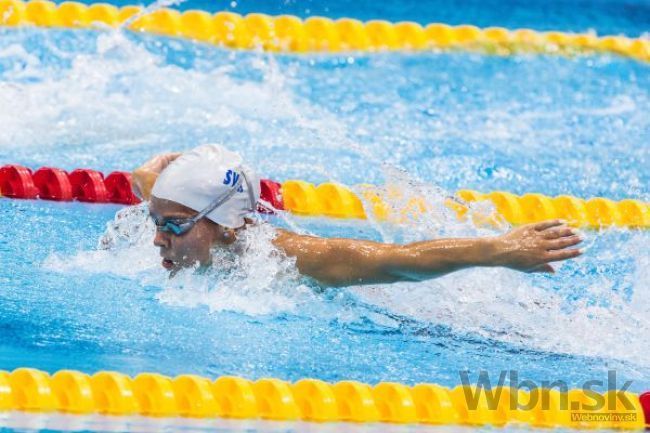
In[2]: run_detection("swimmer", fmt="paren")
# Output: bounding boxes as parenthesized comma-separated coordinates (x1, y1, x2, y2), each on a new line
(132, 144, 583, 287)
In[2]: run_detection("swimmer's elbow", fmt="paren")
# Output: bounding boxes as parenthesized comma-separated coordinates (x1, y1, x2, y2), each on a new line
(293, 239, 417, 287)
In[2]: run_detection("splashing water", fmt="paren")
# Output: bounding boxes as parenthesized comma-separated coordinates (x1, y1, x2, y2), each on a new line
(45, 203, 316, 316)
(1, 19, 648, 388)
(43, 172, 650, 370)
(120, 0, 189, 30)
(152, 223, 317, 316)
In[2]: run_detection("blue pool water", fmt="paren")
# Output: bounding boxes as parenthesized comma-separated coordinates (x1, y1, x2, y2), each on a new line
(0, 0, 649, 431)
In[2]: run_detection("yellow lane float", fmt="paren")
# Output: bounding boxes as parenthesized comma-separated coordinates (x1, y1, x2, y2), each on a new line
(0, 0, 648, 61)
(0, 368, 647, 428)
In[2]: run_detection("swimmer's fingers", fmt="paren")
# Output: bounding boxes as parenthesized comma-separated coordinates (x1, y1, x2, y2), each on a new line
(151, 152, 181, 172)
(534, 219, 565, 232)
(132, 153, 181, 200)
(545, 248, 583, 262)
(131, 169, 158, 201)
(161, 152, 182, 165)
(545, 234, 583, 251)
(542, 225, 576, 240)
(140, 152, 182, 173)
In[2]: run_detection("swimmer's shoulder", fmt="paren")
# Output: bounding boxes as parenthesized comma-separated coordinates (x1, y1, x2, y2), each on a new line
(268, 229, 328, 291)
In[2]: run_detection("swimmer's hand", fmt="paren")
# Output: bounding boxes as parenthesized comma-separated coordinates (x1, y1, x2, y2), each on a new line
(274, 220, 583, 287)
(132, 152, 181, 200)
(490, 219, 583, 273)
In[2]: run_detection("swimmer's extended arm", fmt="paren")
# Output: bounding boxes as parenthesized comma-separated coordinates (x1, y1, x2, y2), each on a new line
(274, 220, 583, 287)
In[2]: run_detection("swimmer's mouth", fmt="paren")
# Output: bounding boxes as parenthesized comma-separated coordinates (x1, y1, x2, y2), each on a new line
(162, 258, 175, 270)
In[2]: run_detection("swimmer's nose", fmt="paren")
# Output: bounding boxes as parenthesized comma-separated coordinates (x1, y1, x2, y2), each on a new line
(153, 230, 170, 248)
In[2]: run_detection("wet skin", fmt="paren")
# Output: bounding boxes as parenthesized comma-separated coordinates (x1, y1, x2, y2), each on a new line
(149, 196, 583, 287)
(142, 153, 584, 287)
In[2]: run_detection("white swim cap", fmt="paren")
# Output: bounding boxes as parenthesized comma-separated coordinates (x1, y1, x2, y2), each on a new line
(151, 144, 260, 229)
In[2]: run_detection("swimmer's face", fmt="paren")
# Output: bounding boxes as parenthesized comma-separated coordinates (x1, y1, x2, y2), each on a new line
(149, 196, 230, 273)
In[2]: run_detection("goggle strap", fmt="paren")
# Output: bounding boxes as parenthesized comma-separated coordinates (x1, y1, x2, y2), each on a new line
(158, 168, 257, 234)
(240, 170, 257, 212)
(190, 173, 244, 225)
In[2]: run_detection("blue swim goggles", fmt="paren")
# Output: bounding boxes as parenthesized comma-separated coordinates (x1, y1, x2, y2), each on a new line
(153, 170, 255, 236)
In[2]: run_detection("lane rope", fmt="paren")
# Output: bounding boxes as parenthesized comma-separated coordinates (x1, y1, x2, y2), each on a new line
(0, 368, 648, 428)
(0, 0, 648, 61)
(2, 5, 648, 429)
(1, 164, 648, 229)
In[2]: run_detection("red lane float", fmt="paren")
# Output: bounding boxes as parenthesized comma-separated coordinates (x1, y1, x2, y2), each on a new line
(33, 167, 73, 201)
(69, 169, 109, 203)
(0, 164, 284, 211)
(259, 179, 284, 212)
(104, 172, 140, 205)
(0, 165, 38, 199)
(640, 392, 650, 427)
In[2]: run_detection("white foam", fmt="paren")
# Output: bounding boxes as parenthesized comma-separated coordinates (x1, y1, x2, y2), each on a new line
(151, 223, 316, 315)
(18, 26, 647, 370)
(44, 204, 317, 316)
(0, 30, 313, 153)
(41, 165, 650, 368)
(43, 203, 160, 276)
(341, 169, 650, 366)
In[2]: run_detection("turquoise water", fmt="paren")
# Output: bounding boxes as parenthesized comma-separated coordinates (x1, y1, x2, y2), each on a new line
(0, 1, 649, 431)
